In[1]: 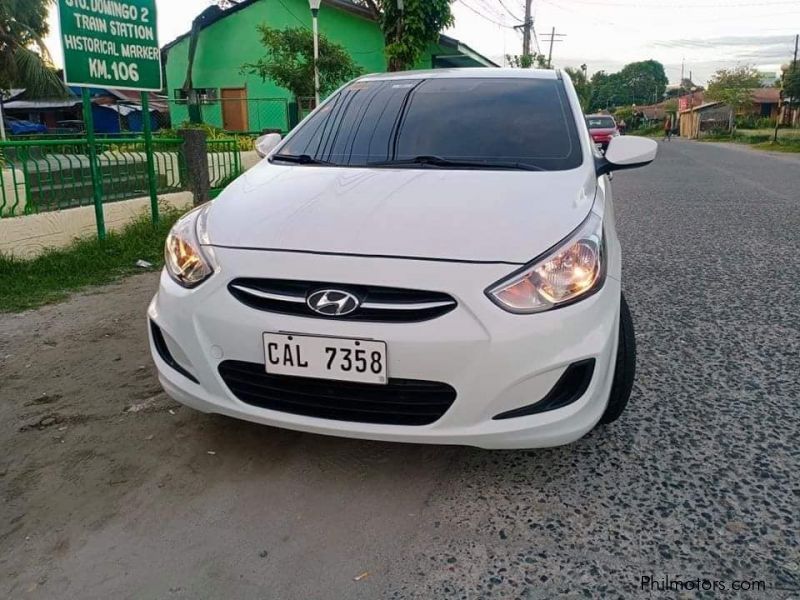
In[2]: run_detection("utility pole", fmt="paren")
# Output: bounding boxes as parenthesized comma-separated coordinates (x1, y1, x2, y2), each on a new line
(522, 0, 533, 60)
(511, 0, 535, 66)
(542, 27, 566, 69)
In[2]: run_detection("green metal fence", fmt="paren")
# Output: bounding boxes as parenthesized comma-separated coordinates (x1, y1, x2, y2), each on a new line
(1, 134, 244, 235)
(207, 138, 242, 198)
(0, 137, 186, 218)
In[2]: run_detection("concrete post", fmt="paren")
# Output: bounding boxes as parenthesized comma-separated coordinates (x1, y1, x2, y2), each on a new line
(179, 128, 210, 206)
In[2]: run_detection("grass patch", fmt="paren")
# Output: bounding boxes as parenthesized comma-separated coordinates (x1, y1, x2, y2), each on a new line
(631, 125, 664, 139)
(751, 140, 800, 153)
(0, 207, 183, 313)
(697, 128, 800, 153)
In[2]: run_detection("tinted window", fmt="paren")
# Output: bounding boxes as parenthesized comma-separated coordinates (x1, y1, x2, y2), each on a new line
(279, 78, 582, 171)
(586, 117, 616, 129)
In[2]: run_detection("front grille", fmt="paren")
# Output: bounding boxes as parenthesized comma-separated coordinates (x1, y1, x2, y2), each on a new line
(228, 278, 457, 323)
(218, 360, 457, 426)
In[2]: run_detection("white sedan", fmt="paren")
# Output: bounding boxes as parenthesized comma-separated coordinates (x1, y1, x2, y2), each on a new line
(148, 68, 656, 449)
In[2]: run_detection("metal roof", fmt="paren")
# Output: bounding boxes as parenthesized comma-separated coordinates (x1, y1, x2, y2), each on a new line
(679, 101, 725, 114)
(3, 99, 82, 110)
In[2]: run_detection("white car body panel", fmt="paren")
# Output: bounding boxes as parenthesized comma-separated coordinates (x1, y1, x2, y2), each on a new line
(149, 68, 650, 449)
(207, 165, 598, 264)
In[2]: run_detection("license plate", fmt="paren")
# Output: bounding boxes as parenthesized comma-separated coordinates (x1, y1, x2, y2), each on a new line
(263, 333, 388, 385)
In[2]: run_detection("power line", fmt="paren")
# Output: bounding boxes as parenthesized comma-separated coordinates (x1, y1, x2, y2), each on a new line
(495, 0, 523, 21)
(473, 0, 512, 22)
(457, 0, 516, 28)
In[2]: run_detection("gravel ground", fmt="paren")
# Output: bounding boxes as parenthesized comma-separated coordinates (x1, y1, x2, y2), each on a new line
(1, 139, 798, 599)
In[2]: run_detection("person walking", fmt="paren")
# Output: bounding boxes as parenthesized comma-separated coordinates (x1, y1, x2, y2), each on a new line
(663, 115, 672, 141)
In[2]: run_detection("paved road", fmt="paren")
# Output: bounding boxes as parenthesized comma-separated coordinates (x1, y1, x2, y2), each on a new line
(1, 140, 798, 599)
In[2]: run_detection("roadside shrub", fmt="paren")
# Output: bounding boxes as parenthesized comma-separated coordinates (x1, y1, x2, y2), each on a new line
(157, 123, 256, 151)
(736, 115, 776, 130)
(735, 131, 772, 144)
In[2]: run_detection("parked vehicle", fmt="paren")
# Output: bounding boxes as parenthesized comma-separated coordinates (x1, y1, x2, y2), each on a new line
(149, 69, 657, 449)
(4, 117, 48, 135)
(585, 114, 620, 150)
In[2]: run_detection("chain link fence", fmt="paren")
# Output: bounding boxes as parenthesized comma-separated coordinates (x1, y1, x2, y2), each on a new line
(164, 97, 291, 134)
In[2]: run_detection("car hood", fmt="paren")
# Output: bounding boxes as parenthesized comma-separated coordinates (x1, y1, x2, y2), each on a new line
(205, 162, 597, 264)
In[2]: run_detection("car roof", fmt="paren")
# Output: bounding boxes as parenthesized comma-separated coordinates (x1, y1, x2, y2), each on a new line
(359, 68, 561, 82)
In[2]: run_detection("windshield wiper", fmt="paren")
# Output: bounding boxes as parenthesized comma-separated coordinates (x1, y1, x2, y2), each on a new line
(271, 153, 333, 166)
(367, 155, 544, 171)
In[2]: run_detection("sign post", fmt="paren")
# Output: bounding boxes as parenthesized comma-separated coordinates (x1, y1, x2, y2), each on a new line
(81, 87, 106, 239)
(57, 0, 162, 234)
(140, 91, 159, 223)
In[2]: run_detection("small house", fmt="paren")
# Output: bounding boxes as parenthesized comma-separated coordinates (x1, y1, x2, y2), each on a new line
(161, 0, 497, 134)
(747, 88, 780, 119)
(678, 101, 728, 138)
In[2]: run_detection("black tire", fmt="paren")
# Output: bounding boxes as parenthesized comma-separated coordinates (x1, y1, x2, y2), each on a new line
(599, 293, 636, 425)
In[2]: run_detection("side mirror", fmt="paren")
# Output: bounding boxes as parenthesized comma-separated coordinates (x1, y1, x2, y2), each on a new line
(255, 133, 282, 158)
(597, 136, 657, 176)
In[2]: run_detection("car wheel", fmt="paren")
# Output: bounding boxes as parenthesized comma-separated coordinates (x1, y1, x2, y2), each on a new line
(599, 293, 636, 424)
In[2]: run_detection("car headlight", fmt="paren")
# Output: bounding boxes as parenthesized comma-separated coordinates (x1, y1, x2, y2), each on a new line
(486, 209, 605, 313)
(165, 205, 215, 288)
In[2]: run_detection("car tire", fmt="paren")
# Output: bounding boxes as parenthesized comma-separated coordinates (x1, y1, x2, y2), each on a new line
(599, 293, 636, 425)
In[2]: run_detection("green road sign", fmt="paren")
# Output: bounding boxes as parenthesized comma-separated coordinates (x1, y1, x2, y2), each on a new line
(57, 0, 162, 91)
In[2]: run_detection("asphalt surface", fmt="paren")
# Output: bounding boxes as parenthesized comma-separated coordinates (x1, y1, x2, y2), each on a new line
(1, 140, 798, 599)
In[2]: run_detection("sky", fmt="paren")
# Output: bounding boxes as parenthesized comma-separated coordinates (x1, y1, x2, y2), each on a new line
(44, 0, 800, 85)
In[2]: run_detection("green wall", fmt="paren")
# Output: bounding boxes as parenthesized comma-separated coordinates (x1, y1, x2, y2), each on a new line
(163, 0, 474, 132)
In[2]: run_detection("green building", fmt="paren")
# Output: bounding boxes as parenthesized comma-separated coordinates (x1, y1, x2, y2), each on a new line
(161, 0, 497, 133)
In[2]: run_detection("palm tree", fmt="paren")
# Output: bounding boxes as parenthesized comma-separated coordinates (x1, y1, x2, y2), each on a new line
(0, 0, 65, 96)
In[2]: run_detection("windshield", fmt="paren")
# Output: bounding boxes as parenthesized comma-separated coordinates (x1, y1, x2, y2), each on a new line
(586, 116, 616, 129)
(277, 77, 583, 171)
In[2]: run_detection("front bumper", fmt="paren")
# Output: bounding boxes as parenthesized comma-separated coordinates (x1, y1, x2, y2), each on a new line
(148, 248, 621, 449)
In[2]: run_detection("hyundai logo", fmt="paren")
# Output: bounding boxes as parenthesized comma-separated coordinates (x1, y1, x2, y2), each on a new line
(307, 289, 360, 317)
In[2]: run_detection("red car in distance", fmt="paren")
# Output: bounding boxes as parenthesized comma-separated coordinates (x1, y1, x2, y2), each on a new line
(585, 114, 620, 151)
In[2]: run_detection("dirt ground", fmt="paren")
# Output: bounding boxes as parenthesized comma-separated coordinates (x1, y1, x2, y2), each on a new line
(0, 273, 462, 599)
(2, 141, 799, 598)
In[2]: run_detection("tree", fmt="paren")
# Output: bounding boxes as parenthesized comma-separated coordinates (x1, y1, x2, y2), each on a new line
(587, 61, 668, 111)
(184, 5, 228, 123)
(706, 65, 762, 132)
(782, 61, 800, 104)
(0, 0, 64, 96)
(243, 25, 362, 100)
(363, 0, 453, 72)
(506, 53, 548, 69)
(563, 66, 592, 111)
(589, 71, 620, 111)
(617, 60, 668, 105)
